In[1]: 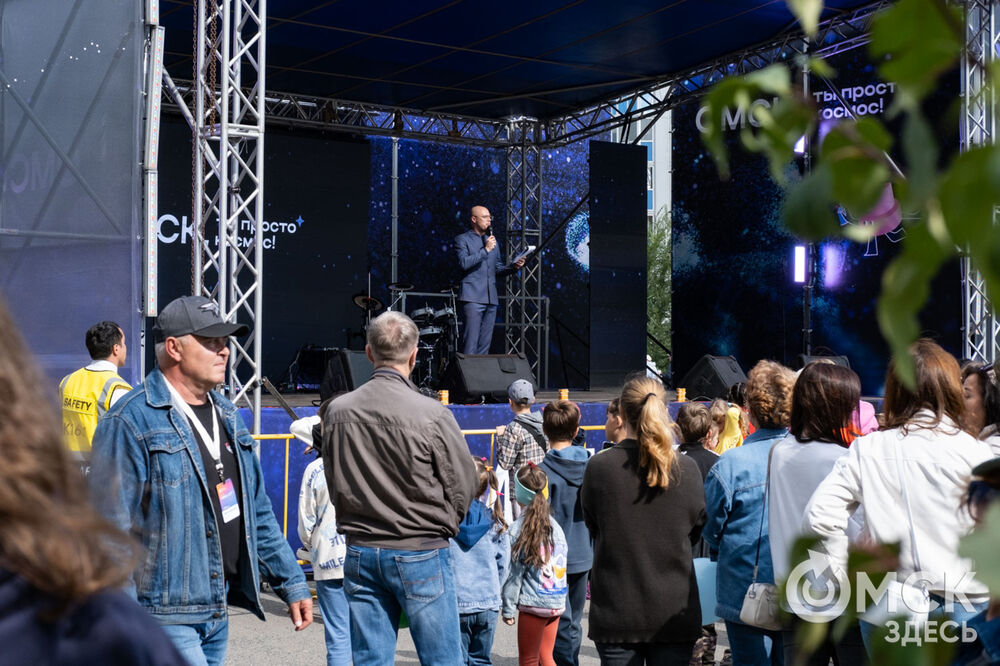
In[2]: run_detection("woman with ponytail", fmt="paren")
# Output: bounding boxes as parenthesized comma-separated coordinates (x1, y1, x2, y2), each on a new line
(450, 456, 510, 665)
(580, 375, 707, 665)
(501, 463, 568, 666)
(704, 359, 796, 665)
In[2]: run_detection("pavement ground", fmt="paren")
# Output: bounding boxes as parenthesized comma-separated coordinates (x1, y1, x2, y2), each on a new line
(226, 588, 730, 665)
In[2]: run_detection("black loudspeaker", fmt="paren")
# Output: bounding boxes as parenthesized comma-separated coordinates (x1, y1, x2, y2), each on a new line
(320, 349, 374, 401)
(797, 354, 851, 370)
(440, 353, 536, 404)
(286, 345, 338, 392)
(678, 355, 747, 401)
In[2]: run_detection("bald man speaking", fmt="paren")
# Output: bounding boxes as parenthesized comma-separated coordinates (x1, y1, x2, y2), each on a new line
(454, 205, 525, 355)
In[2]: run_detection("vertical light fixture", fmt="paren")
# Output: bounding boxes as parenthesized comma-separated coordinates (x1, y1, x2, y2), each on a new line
(793, 245, 808, 283)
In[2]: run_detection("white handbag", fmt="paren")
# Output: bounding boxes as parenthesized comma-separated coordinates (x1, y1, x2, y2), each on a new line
(738, 443, 783, 631)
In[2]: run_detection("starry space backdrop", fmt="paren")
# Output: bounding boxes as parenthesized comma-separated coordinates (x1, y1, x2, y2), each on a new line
(671, 46, 960, 395)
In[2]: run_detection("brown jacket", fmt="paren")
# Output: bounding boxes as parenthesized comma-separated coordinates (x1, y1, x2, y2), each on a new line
(321, 368, 477, 550)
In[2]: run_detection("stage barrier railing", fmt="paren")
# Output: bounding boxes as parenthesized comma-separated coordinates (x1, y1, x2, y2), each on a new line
(253, 425, 605, 539)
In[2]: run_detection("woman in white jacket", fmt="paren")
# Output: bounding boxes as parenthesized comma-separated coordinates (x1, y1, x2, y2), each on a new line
(806, 339, 993, 654)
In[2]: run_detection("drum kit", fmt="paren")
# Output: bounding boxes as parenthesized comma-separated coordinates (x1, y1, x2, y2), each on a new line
(351, 280, 459, 389)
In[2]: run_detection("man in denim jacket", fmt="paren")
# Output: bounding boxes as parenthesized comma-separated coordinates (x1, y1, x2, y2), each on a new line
(90, 296, 312, 666)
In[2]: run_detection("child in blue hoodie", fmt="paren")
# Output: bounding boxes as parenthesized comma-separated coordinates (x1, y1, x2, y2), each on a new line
(502, 463, 568, 666)
(450, 457, 510, 665)
(538, 400, 592, 666)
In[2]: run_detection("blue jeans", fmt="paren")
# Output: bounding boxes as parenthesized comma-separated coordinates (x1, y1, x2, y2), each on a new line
(317, 578, 352, 666)
(554, 571, 589, 666)
(724, 620, 783, 666)
(459, 609, 498, 665)
(460, 302, 497, 355)
(160, 619, 229, 666)
(344, 545, 463, 665)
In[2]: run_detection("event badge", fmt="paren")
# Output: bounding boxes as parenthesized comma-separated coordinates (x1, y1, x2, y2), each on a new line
(216, 478, 241, 523)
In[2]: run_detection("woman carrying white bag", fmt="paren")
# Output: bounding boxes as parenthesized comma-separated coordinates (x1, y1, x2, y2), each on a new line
(806, 339, 993, 656)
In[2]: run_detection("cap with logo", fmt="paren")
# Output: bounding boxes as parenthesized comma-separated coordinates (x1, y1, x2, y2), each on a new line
(153, 295, 250, 342)
(507, 378, 535, 403)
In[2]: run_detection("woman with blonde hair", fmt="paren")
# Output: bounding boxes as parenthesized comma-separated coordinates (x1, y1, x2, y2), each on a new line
(0, 298, 186, 664)
(581, 375, 706, 664)
(704, 359, 797, 665)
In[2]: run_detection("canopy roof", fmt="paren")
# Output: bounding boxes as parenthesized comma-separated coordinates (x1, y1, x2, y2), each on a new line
(161, 1, 878, 120)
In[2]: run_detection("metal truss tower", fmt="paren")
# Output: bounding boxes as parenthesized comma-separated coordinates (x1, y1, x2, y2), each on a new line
(962, 0, 1000, 365)
(504, 119, 545, 378)
(192, 0, 266, 429)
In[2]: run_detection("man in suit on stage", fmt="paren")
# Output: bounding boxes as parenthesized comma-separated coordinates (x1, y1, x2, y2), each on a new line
(454, 205, 525, 354)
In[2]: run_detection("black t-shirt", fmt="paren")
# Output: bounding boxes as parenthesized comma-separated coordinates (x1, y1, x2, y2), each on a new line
(187, 401, 244, 579)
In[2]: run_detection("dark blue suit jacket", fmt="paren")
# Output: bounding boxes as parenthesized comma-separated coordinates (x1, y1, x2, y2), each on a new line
(455, 228, 513, 305)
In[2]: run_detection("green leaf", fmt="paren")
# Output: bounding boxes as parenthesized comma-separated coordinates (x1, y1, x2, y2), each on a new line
(959, 502, 1000, 594)
(821, 119, 893, 217)
(743, 97, 815, 183)
(900, 111, 937, 211)
(870, 0, 963, 105)
(876, 220, 953, 388)
(787, 0, 823, 37)
(782, 163, 839, 240)
(939, 147, 1000, 246)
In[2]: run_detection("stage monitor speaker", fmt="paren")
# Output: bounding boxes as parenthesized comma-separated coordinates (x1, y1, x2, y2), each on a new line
(797, 354, 851, 369)
(286, 345, 337, 392)
(678, 355, 747, 401)
(440, 353, 536, 404)
(320, 349, 374, 401)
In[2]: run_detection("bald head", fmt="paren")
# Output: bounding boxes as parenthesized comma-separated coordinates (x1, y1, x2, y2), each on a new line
(470, 206, 492, 234)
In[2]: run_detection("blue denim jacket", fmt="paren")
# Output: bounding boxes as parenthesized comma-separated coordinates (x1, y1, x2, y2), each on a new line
(703, 428, 787, 622)
(90, 369, 310, 624)
(449, 501, 510, 614)
(501, 516, 568, 618)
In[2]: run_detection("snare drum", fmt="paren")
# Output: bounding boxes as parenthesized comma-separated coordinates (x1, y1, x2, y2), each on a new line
(433, 307, 456, 325)
(419, 326, 444, 339)
(410, 307, 435, 325)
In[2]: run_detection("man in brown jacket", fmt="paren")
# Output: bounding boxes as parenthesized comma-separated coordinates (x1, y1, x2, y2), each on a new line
(321, 310, 477, 666)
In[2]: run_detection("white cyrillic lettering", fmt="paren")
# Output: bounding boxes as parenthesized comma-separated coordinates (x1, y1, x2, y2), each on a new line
(940, 620, 959, 643)
(924, 620, 939, 643)
(841, 87, 854, 100)
(856, 573, 896, 614)
(7, 155, 28, 194)
(181, 216, 194, 245)
(962, 624, 979, 642)
(900, 621, 923, 646)
(821, 108, 834, 119)
(876, 82, 887, 95)
(157, 214, 179, 243)
(864, 84, 877, 98)
(852, 86, 865, 101)
(886, 621, 901, 644)
(286, 222, 296, 233)
(695, 106, 709, 133)
(723, 106, 745, 131)
(888, 82, 896, 93)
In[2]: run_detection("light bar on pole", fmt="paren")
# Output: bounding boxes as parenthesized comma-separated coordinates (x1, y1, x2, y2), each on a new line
(144, 26, 164, 170)
(793, 245, 807, 283)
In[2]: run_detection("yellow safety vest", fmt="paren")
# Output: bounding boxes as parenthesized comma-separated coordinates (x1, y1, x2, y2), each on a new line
(59, 367, 131, 453)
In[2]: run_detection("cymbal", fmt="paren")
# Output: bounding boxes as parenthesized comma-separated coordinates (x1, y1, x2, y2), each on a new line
(387, 281, 414, 292)
(352, 293, 384, 311)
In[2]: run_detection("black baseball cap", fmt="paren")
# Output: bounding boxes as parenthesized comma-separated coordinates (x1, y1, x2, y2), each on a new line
(153, 295, 249, 342)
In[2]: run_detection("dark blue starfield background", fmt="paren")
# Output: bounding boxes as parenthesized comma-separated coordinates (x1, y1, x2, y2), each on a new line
(671, 46, 961, 395)
(368, 136, 599, 388)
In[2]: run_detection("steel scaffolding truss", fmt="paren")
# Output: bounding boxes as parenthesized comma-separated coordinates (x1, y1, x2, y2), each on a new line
(191, 0, 266, 429)
(504, 119, 544, 378)
(961, 0, 1000, 365)
(160, 0, 901, 394)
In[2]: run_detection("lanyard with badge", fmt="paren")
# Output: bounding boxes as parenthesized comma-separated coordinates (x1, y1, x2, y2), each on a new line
(167, 383, 241, 524)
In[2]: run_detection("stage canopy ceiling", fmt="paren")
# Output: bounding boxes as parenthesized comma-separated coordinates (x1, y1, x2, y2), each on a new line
(161, 1, 878, 120)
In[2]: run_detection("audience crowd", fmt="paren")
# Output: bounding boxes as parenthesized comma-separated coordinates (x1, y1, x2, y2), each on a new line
(4, 297, 1000, 666)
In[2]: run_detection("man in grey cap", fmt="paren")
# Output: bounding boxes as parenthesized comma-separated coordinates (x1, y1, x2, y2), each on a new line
(90, 295, 312, 666)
